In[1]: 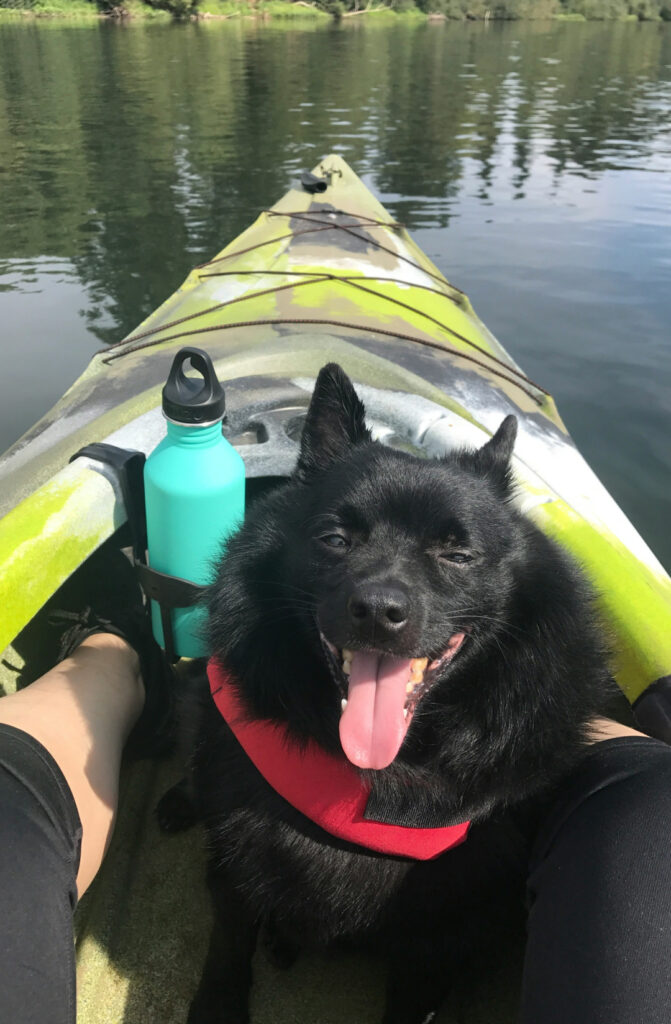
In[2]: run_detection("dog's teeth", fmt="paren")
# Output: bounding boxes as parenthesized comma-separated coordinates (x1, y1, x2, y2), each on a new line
(406, 681, 414, 694)
(403, 708, 409, 720)
(342, 659, 351, 675)
(408, 657, 428, 685)
(341, 698, 348, 711)
(342, 648, 354, 660)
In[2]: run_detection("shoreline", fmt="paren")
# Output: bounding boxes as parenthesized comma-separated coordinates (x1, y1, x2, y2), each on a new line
(0, 4, 664, 25)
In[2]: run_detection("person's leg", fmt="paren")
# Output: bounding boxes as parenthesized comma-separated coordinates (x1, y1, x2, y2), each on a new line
(0, 633, 144, 894)
(521, 733, 671, 1024)
(0, 634, 144, 1024)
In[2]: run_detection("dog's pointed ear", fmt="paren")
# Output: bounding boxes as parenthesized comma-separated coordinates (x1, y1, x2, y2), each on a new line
(457, 415, 517, 495)
(295, 364, 371, 481)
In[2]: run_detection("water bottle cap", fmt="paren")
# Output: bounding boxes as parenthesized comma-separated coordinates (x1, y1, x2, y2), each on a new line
(162, 347, 226, 425)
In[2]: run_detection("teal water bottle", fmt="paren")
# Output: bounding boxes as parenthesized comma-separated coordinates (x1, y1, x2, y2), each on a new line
(144, 347, 245, 658)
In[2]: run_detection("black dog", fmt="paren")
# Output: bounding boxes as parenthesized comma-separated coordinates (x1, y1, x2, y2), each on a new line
(160, 363, 613, 1024)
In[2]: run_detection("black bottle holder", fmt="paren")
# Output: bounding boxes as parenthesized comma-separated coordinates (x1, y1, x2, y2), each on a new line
(70, 443, 206, 664)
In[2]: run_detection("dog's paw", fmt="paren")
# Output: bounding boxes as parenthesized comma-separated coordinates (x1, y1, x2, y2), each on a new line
(156, 780, 197, 833)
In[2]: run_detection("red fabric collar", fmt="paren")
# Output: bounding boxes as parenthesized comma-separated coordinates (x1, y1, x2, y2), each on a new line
(208, 660, 470, 861)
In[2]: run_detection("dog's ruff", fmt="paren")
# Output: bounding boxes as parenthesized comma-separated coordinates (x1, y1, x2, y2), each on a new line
(209, 659, 470, 860)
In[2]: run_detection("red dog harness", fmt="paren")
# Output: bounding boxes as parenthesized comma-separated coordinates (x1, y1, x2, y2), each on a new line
(208, 660, 470, 861)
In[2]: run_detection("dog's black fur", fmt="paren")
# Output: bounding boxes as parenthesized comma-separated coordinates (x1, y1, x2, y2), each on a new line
(160, 364, 614, 1024)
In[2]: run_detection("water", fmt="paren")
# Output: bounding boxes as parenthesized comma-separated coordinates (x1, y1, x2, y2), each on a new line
(0, 18, 669, 568)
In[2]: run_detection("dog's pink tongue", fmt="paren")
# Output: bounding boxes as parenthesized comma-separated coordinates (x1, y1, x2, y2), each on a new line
(339, 652, 413, 770)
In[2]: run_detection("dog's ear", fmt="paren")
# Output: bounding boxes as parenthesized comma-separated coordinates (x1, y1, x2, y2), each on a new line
(456, 415, 517, 495)
(296, 364, 371, 481)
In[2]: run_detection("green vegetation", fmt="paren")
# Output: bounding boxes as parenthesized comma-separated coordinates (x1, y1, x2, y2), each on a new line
(1, 0, 670, 24)
(0, 0, 100, 16)
(411, 0, 671, 18)
(197, 0, 329, 16)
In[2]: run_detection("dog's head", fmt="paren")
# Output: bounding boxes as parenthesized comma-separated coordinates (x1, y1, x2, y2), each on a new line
(210, 363, 534, 771)
(292, 364, 521, 769)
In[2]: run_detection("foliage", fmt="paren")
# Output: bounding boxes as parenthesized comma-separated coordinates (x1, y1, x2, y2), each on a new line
(258, 1, 330, 17)
(143, 0, 198, 16)
(122, 0, 173, 14)
(0, 0, 99, 14)
(561, 0, 627, 18)
(413, 0, 561, 17)
(1, 0, 670, 19)
(557, 0, 667, 16)
(318, 0, 345, 14)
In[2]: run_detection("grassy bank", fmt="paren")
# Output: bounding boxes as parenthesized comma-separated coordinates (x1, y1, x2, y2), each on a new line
(0, 0, 327, 17)
(197, 1, 329, 17)
(0, 0, 171, 17)
(1, 0, 669, 21)
(0, 0, 100, 16)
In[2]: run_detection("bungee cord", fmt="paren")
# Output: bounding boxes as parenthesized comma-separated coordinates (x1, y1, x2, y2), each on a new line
(101, 315, 545, 406)
(100, 209, 548, 404)
(266, 208, 466, 293)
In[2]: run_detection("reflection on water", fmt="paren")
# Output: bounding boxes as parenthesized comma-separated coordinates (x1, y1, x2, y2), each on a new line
(0, 19, 670, 566)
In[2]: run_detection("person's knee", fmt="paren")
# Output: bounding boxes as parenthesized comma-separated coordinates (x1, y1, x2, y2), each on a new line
(529, 737, 671, 900)
(0, 790, 77, 1024)
(522, 739, 671, 1024)
(0, 726, 81, 907)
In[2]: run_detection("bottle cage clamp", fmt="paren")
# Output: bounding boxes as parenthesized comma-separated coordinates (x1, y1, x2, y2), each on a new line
(70, 443, 207, 663)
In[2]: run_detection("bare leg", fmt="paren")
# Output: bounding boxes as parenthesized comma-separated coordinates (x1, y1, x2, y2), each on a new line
(588, 716, 646, 742)
(0, 633, 143, 896)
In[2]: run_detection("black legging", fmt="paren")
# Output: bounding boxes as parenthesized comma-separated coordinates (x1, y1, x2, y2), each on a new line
(522, 736, 671, 1023)
(0, 725, 80, 1024)
(0, 723, 669, 1024)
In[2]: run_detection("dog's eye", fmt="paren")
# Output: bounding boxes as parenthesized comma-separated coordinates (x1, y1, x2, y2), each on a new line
(440, 551, 473, 565)
(319, 533, 350, 550)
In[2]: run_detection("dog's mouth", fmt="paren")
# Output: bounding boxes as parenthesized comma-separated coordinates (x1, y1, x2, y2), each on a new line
(320, 633, 466, 771)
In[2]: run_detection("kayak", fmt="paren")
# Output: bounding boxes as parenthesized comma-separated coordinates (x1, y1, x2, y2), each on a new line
(1, 155, 670, 1023)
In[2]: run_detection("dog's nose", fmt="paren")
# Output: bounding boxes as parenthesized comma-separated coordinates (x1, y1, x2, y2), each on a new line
(347, 584, 410, 634)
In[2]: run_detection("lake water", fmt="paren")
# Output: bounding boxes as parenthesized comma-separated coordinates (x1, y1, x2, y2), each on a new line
(0, 17, 669, 568)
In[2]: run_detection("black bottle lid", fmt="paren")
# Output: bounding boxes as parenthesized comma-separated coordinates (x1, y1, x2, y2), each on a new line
(162, 347, 225, 425)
